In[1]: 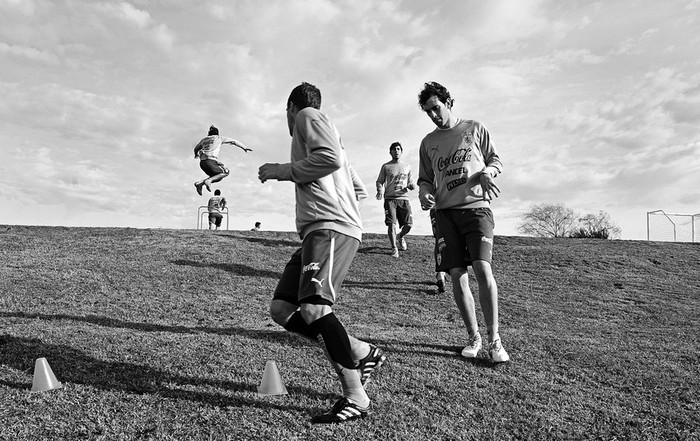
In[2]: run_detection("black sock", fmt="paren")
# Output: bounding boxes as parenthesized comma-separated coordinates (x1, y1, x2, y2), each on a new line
(309, 313, 356, 370)
(283, 311, 320, 341)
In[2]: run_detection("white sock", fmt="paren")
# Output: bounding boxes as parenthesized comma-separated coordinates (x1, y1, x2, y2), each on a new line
(339, 369, 369, 408)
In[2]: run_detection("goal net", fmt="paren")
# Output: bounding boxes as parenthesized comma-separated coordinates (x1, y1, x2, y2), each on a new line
(647, 210, 699, 242)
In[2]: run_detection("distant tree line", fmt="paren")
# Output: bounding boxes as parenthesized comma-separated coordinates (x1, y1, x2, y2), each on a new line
(517, 203, 621, 239)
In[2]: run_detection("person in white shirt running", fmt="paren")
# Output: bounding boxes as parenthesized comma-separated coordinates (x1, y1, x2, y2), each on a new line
(375, 142, 415, 258)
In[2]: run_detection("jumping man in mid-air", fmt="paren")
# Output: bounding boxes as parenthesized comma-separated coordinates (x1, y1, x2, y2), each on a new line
(193, 125, 251, 195)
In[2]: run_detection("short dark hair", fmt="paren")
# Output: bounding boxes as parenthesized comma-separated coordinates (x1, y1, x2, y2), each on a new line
(214, 189, 221, 196)
(288, 82, 322, 110)
(390, 142, 402, 150)
(208, 125, 219, 136)
(418, 82, 452, 107)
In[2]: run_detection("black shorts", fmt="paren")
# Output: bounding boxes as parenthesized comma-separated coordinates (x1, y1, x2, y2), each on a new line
(273, 230, 359, 306)
(208, 212, 223, 227)
(384, 199, 413, 228)
(200, 159, 229, 177)
(435, 208, 495, 271)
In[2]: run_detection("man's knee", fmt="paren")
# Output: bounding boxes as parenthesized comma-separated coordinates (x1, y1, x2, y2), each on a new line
(472, 260, 496, 284)
(449, 267, 469, 281)
(270, 299, 297, 325)
(300, 303, 332, 324)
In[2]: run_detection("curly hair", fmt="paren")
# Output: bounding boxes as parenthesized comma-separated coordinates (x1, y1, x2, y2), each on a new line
(418, 81, 452, 107)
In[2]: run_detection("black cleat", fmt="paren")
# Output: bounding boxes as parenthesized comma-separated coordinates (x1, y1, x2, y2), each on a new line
(357, 345, 386, 385)
(311, 397, 368, 424)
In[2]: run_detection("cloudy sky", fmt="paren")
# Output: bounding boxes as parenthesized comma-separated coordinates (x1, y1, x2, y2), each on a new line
(1, 0, 698, 240)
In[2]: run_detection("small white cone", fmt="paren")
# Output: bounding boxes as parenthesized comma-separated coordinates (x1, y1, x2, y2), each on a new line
(257, 360, 287, 395)
(31, 357, 63, 392)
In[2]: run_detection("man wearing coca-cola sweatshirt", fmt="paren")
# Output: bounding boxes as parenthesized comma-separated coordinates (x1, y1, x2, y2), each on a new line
(417, 81, 510, 364)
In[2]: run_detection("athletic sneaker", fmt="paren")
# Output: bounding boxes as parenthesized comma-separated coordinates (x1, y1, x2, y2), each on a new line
(398, 235, 407, 251)
(391, 248, 399, 258)
(194, 182, 203, 196)
(436, 279, 445, 293)
(460, 332, 482, 358)
(311, 397, 368, 424)
(357, 345, 386, 385)
(488, 339, 510, 363)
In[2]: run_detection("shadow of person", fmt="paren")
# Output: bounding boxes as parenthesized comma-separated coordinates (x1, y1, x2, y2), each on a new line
(170, 260, 281, 278)
(0, 335, 325, 410)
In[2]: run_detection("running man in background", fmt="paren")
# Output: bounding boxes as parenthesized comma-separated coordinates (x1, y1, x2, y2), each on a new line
(258, 82, 385, 424)
(417, 81, 509, 363)
(207, 189, 226, 230)
(375, 141, 415, 258)
(194, 125, 252, 195)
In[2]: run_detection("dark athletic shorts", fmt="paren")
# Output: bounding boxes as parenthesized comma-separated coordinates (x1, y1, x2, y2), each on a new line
(273, 229, 359, 306)
(208, 212, 223, 227)
(434, 207, 495, 272)
(384, 199, 413, 228)
(200, 159, 229, 177)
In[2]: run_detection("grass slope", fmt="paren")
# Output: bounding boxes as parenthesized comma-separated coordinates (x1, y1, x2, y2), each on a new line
(0, 225, 698, 440)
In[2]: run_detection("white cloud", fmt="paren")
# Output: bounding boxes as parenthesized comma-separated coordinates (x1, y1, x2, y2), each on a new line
(101, 1, 152, 28)
(152, 23, 176, 50)
(0, 0, 36, 15)
(0, 42, 58, 64)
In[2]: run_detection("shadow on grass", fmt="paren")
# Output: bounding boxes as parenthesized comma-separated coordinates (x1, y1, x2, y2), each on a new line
(360, 337, 503, 368)
(2, 311, 478, 364)
(222, 234, 301, 248)
(0, 335, 324, 412)
(170, 259, 280, 278)
(343, 280, 436, 291)
(357, 246, 390, 255)
(0, 311, 308, 344)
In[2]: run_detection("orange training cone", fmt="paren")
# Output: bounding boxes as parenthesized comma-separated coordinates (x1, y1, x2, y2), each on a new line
(257, 360, 288, 396)
(31, 357, 63, 392)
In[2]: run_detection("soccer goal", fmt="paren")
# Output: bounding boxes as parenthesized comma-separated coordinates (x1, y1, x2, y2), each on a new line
(647, 210, 699, 242)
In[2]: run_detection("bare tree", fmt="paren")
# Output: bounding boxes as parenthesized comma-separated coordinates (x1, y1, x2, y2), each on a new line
(517, 203, 578, 238)
(570, 211, 622, 239)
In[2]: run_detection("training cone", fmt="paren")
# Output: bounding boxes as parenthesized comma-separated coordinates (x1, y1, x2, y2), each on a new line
(257, 360, 288, 396)
(30, 357, 63, 392)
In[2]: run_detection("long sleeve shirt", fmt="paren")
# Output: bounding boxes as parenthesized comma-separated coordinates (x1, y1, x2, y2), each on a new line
(272, 107, 365, 241)
(376, 160, 414, 200)
(418, 119, 502, 210)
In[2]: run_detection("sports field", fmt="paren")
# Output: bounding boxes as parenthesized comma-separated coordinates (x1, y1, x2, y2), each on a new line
(1, 226, 698, 440)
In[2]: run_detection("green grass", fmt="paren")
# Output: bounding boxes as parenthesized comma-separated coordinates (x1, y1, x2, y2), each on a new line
(1, 225, 698, 440)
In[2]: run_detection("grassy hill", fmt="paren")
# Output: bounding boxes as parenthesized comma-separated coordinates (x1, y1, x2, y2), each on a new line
(0, 225, 698, 440)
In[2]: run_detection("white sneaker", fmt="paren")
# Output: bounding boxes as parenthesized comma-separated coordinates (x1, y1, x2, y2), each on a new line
(391, 248, 399, 258)
(398, 235, 407, 251)
(488, 339, 510, 363)
(460, 332, 482, 358)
